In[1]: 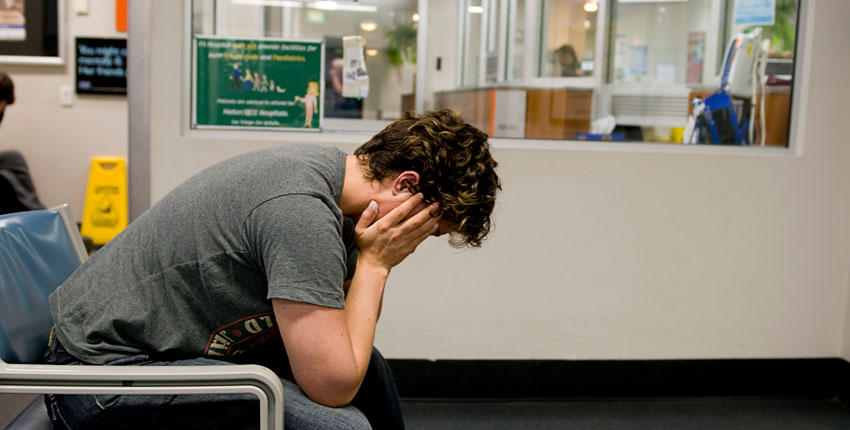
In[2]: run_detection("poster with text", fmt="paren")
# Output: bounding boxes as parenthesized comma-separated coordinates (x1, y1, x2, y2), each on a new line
(76, 38, 127, 94)
(194, 36, 324, 130)
(0, 0, 25, 41)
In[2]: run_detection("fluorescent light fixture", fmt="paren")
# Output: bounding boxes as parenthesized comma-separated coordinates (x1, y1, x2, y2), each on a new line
(618, 0, 688, 3)
(584, 1, 598, 12)
(231, 0, 377, 12)
(314, 1, 377, 12)
(360, 21, 377, 31)
(365, 49, 378, 56)
(468, 6, 484, 13)
(314, 1, 338, 9)
(231, 0, 304, 7)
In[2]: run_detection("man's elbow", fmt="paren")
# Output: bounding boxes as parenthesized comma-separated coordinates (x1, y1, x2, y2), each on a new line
(312, 391, 356, 408)
(303, 384, 358, 408)
(298, 372, 361, 408)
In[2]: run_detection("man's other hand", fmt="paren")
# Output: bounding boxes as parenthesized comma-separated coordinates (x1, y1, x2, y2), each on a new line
(354, 193, 440, 271)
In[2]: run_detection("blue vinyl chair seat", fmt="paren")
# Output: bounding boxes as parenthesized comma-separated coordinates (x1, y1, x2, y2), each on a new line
(0, 209, 83, 364)
(0, 206, 285, 429)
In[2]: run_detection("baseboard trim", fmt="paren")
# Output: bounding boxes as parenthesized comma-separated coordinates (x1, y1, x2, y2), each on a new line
(387, 358, 850, 401)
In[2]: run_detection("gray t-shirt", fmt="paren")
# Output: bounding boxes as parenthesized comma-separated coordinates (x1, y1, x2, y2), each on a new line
(50, 145, 357, 364)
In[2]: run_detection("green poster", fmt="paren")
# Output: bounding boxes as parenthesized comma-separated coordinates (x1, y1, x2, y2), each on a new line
(193, 36, 324, 130)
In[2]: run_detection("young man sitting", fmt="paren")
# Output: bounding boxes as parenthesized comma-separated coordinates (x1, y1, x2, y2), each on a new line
(45, 109, 501, 429)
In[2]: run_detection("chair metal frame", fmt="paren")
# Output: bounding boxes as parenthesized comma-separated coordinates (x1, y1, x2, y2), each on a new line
(0, 205, 284, 429)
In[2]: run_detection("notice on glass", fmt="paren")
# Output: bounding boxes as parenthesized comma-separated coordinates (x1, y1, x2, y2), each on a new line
(628, 45, 648, 77)
(686, 32, 705, 84)
(734, 0, 775, 26)
(193, 36, 324, 130)
(342, 36, 369, 99)
(0, 0, 25, 41)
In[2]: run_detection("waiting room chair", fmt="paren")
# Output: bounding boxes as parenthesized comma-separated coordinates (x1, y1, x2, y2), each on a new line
(0, 205, 284, 429)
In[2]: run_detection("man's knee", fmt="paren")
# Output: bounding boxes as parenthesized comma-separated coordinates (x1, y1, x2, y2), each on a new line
(341, 408, 372, 430)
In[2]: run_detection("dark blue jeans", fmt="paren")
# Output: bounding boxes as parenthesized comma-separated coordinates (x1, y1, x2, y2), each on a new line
(43, 335, 404, 429)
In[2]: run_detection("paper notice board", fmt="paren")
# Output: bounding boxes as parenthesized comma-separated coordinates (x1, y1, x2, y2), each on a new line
(193, 36, 324, 131)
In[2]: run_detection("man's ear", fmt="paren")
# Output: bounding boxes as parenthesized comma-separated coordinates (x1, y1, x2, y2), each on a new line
(391, 171, 420, 195)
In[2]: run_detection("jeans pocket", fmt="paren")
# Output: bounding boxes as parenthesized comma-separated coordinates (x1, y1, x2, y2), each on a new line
(92, 393, 122, 411)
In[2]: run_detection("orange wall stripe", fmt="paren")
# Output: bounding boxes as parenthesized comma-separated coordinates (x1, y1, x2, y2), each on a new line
(116, 0, 128, 32)
(489, 90, 496, 136)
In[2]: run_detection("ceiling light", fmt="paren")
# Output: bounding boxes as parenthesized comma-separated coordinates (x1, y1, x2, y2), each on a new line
(360, 21, 377, 31)
(313, 1, 377, 12)
(366, 49, 378, 57)
(231, 0, 377, 12)
(584, 1, 598, 12)
(468, 6, 483, 13)
(314, 1, 338, 9)
(231, 0, 304, 7)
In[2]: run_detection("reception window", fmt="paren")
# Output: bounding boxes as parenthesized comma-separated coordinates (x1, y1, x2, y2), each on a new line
(190, 0, 800, 147)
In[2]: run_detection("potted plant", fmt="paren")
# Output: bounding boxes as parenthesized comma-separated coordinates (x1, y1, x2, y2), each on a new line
(385, 20, 417, 68)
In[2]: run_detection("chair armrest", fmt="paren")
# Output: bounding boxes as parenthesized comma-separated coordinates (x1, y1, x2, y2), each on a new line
(0, 362, 285, 430)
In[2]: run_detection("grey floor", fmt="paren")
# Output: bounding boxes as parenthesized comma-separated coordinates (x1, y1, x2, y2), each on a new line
(4, 394, 850, 429)
(401, 397, 850, 430)
(0, 394, 40, 428)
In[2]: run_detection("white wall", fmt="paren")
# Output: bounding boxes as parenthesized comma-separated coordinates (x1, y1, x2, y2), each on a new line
(0, 2, 128, 222)
(829, 0, 850, 360)
(141, 0, 850, 361)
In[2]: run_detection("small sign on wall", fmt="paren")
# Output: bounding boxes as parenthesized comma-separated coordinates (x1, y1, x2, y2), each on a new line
(75, 37, 127, 94)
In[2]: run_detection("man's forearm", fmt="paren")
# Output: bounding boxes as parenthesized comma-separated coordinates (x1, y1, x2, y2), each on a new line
(343, 258, 389, 392)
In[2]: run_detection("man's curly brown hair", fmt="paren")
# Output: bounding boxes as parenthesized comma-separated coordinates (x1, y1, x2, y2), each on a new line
(355, 109, 500, 248)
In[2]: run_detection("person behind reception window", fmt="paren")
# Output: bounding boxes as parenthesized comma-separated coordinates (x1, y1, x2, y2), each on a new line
(555, 44, 582, 77)
(44, 109, 501, 430)
(0, 71, 46, 215)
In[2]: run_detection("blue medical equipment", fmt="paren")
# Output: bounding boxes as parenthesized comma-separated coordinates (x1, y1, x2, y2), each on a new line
(688, 28, 769, 145)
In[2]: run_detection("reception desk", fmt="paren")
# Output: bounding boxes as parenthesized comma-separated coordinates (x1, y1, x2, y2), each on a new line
(434, 87, 593, 140)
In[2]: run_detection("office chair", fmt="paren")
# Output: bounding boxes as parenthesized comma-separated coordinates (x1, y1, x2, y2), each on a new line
(0, 205, 284, 429)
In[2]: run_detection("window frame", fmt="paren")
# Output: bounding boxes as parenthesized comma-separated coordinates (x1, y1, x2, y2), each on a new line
(181, 0, 807, 156)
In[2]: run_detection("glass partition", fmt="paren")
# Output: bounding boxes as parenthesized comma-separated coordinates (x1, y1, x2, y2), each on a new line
(539, 0, 599, 78)
(462, 0, 484, 87)
(190, 0, 800, 147)
(506, 0, 526, 80)
(609, 0, 713, 85)
(604, 0, 798, 146)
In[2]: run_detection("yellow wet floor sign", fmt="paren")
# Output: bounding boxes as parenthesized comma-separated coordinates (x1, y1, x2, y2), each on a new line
(81, 156, 128, 245)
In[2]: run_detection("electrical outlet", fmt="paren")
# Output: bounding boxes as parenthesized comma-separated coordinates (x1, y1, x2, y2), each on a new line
(74, 0, 89, 15)
(60, 85, 73, 107)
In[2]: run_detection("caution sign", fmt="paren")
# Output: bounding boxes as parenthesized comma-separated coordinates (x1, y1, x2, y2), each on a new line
(80, 156, 128, 245)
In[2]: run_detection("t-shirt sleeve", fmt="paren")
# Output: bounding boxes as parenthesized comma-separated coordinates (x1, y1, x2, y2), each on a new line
(244, 194, 346, 308)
